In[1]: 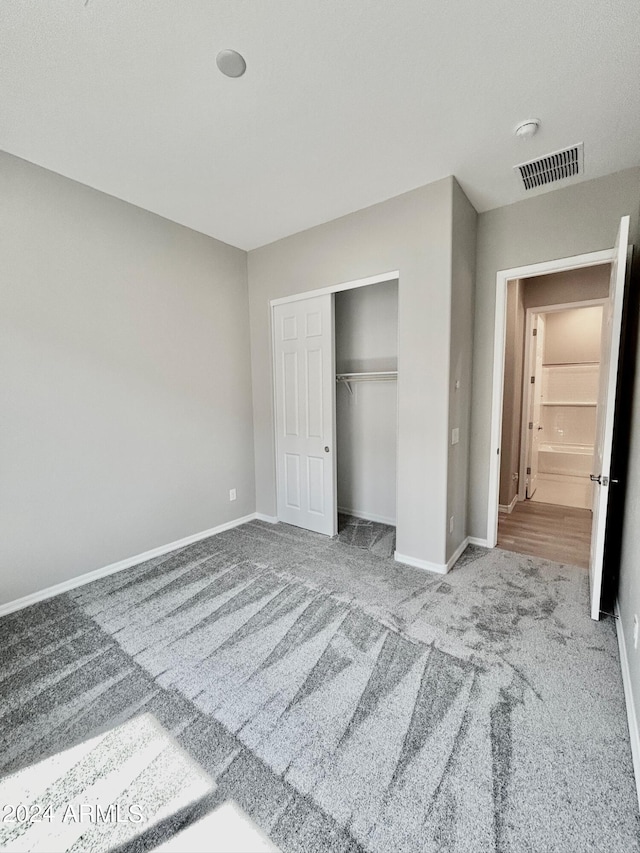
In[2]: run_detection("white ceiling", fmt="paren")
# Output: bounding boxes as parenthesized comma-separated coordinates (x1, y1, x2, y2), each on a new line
(1, 1, 639, 250)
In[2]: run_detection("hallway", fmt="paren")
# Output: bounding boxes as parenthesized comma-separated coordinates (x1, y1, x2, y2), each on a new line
(497, 499, 592, 568)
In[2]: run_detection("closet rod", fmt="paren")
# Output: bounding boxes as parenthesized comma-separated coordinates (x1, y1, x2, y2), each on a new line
(336, 371, 397, 395)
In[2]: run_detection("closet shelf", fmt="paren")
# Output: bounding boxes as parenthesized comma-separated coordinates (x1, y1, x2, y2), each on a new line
(336, 370, 397, 395)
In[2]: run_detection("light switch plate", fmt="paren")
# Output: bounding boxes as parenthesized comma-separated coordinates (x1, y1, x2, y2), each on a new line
(451, 428, 459, 445)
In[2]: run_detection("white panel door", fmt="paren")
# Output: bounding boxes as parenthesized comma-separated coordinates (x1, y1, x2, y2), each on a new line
(273, 295, 337, 535)
(527, 314, 546, 498)
(589, 216, 630, 620)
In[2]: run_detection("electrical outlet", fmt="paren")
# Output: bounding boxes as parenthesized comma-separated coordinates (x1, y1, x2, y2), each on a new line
(634, 614, 639, 650)
(229, 488, 237, 502)
(451, 428, 459, 446)
(449, 515, 454, 534)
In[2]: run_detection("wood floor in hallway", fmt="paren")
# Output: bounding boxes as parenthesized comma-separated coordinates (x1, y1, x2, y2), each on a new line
(497, 499, 592, 568)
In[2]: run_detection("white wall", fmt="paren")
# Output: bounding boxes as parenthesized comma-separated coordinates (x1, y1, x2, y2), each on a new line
(539, 307, 602, 477)
(335, 281, 398, 524)
(248, 177, 473, 568)
(0, 153, 256, 606)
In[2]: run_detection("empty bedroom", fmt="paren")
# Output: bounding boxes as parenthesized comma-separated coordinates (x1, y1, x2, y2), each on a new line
(1, 2, 640, 852)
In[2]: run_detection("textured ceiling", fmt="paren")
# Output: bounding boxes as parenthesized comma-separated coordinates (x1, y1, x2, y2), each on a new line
(1, 1, 639, 249)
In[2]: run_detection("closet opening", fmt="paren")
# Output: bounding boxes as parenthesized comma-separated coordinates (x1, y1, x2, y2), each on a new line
(271, 272, 399, 556)
(335, 280, 398, 557)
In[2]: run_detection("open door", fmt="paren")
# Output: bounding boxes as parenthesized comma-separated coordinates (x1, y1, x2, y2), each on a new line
(526, 314, 546, 499)
(273, 294, 337, 536)
(589, 216, 631, 620)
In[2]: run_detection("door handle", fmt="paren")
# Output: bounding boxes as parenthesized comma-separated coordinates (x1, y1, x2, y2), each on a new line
(324, 446, 330, 453)
(537, 426, 543, 431)
(590, 474, 602, 484)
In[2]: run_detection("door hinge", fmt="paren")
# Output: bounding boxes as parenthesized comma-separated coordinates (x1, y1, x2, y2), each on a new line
(526, 466, 531, 475)
(530, 376, 535, 384)
(532, 328, 538, 336)
(528, 421, 534, 430)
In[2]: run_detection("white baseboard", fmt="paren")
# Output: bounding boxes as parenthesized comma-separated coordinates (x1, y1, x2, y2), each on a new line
(468, 536, 491, 548)
(615, 600, 640, 811)
(447, 537, 470, 571)
(498, 494, 518, 514)
(253, 513, 278, 524)
(0, 512, 262, 618)
(394, 551, 448, 575)
(338, 506, 396, 526)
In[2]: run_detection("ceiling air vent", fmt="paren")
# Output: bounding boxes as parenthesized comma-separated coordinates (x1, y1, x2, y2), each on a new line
(514, 143, 584, 191)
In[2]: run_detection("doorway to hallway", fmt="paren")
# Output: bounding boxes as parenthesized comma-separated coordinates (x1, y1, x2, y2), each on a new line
(496, 271, 610, 572)
(497, 500, 591, 568)
(487, 216, 630, 618)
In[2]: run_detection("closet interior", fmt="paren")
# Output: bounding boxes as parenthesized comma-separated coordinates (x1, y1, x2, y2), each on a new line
(334, 279, 399, 533)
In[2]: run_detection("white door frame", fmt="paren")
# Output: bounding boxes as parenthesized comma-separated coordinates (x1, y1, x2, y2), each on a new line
(518, 298, 607, 501)
(487, 250, 615, 547)
(270, 269, 400, 530)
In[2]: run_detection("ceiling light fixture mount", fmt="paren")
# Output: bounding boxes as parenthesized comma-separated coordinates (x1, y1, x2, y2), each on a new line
(514, 119, 541, 140)
(216, 50, 247, 78)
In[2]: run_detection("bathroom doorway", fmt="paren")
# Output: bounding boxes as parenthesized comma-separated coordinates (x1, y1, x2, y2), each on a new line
(521, 301, 605, 510)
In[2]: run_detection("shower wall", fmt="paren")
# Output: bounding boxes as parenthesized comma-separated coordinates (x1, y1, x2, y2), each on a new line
(536, 306, 603, 508)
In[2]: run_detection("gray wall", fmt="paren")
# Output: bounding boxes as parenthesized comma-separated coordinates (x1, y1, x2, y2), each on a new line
(248, 178, 460, 567)
(0, 153, 255, 606)
(470, 167, 640, 540)
(544, 306, 603, 365)
(523, 264, 610, 310)
(447, 181, 477, 559)
(335, 281, 398, 524)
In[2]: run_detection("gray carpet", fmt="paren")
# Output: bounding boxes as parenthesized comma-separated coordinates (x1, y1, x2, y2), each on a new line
(337, 514, 396, 557)
(0, 518, 638, 852)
